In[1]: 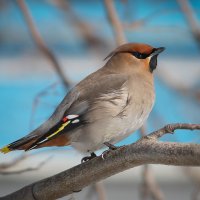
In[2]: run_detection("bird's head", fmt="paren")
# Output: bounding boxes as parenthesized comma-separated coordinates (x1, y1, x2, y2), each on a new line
(105, 43, 165, 73)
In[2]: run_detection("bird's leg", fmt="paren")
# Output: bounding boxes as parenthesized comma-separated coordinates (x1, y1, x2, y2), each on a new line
(104, 142, 118, 150)
(81, 152, 97, 163)
(101, 142, 118, 160)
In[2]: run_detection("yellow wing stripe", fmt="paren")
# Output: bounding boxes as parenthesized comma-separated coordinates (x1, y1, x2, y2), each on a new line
(46, 121, 71, 140)
(1, 120, 72, 153)
(0, 145, 11, 154)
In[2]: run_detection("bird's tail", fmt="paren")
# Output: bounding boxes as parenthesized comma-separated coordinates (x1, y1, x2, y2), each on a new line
(0, 135, 38, 154)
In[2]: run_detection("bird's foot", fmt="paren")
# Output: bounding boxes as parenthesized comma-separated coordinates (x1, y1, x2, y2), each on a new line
(101, 142, 118, 160)
(81, 152, 97, 163)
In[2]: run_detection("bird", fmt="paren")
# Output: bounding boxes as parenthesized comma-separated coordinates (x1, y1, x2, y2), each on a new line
(0, 43, 165, 161)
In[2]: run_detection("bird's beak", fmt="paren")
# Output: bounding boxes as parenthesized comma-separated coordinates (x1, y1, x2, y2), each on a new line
(150, 47, 165, 57)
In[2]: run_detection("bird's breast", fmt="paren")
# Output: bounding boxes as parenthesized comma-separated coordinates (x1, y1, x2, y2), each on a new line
(115, 78, 155, 138)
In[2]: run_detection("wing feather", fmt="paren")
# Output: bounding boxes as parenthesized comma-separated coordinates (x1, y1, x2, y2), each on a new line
(27, 72, 128, 149)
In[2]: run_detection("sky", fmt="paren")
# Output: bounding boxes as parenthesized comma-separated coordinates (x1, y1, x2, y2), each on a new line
(0, 0, 200, 56)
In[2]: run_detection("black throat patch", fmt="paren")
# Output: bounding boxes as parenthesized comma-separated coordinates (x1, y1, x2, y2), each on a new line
(149, 55, 158, 73)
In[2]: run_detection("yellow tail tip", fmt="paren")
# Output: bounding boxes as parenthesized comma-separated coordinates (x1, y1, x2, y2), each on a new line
(0, 146, 11, 154)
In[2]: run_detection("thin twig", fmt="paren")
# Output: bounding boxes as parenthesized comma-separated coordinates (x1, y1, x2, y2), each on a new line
(29, 82, 59, 129)
(177, 0, 200, 48)
(16, 0, 71, 88)
(177, 0, 200, 32)
(125, 8, 178, 30)
(0, 155, 27, 170)
(0, 156, 52, 175)
(147, 123, 200, 139)
(140, 165, 165, 200)
(94, 182, 107, 200)
(86, 182, 107, 200)
(51, 0, 106, 48)
(104, 0, 126, 45)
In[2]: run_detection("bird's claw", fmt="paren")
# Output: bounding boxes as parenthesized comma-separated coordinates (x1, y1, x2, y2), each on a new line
(81, 156, 92, 163)
(101, 143, 125, 160)
(81, 152, 96, 163)
(101, 149, 110, 160)
(101, 144, 119, 160)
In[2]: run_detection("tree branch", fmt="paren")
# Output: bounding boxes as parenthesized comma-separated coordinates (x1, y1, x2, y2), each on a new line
(1, 123, 200, 200)
(104, 0, 126, 45)
(177, 0, 200, 48)
(16, 0, 71, 88)
(139, 125, 165, 200)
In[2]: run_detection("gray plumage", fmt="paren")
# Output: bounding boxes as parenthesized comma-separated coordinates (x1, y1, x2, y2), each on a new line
(1, 43, 165, 154)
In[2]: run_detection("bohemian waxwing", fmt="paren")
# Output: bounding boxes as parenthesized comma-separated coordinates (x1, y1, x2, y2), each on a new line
(0, 43, 165, 160)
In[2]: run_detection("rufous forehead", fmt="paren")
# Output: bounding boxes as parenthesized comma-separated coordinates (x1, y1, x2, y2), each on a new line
(104, 43, 155, 60)
(128, 43, 154, 54)
(117, 43, 154, 55)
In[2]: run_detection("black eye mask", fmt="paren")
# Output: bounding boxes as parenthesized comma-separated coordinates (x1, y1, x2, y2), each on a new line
(131, 48, 160, 60)
(131, 52, 149, 59)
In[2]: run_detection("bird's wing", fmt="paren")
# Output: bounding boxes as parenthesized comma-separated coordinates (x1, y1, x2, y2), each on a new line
(28, 88, 80, 137)
(26, 72, 128, 150)
(4, 87, 80, 152)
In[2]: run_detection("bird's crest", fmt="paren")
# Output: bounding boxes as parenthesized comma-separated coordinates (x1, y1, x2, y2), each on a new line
(104, 43, 155, 60)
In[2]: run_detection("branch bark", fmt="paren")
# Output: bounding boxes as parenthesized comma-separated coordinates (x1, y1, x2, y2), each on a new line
(104, 0, 126, 45)
(1, 123, 200, 200)
(16, 0, 71, 88)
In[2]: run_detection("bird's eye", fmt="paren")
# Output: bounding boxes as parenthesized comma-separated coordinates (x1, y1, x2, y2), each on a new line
(132, 52, 141, 59)
(131, 52, 147, 59)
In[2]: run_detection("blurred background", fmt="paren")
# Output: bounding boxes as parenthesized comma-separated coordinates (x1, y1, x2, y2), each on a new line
(0, 0, 200, 199)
